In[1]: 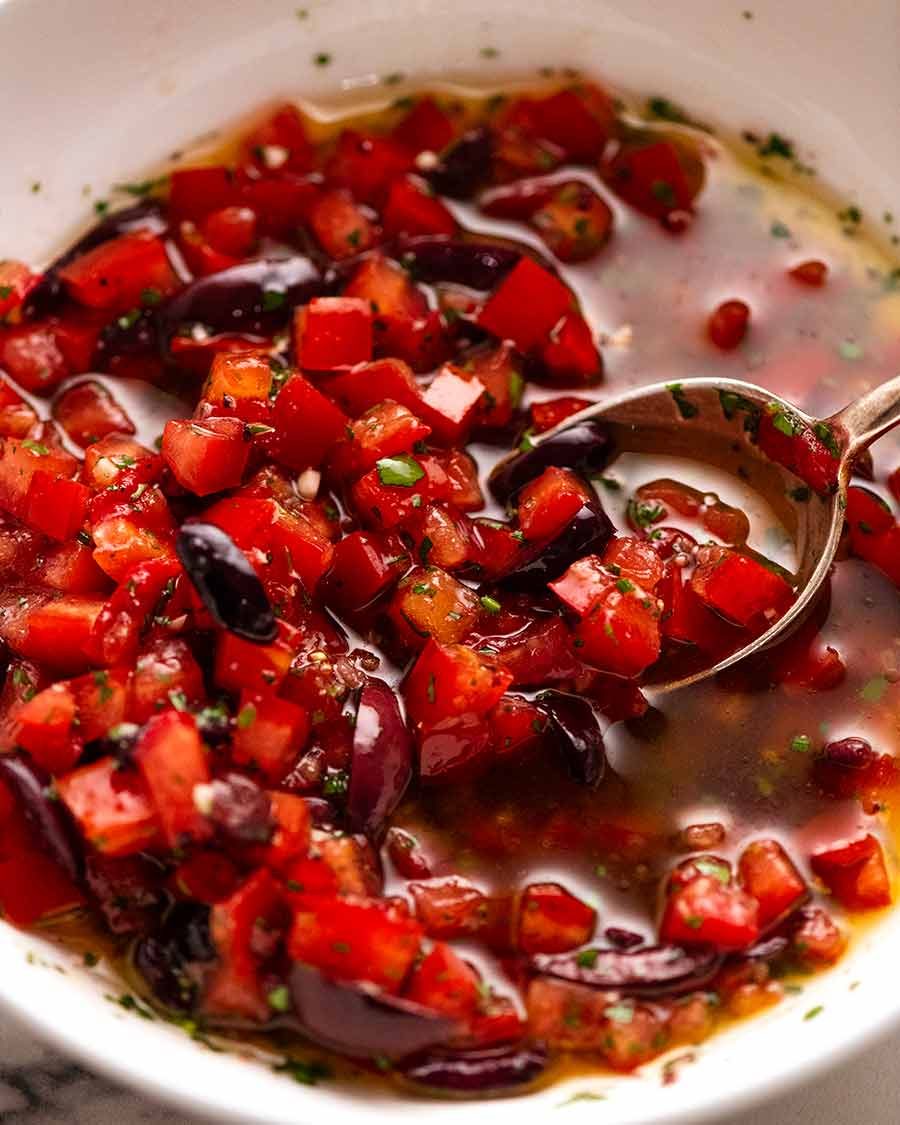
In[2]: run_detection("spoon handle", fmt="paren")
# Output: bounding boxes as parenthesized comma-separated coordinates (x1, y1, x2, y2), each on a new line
(830, 372, 900, 456)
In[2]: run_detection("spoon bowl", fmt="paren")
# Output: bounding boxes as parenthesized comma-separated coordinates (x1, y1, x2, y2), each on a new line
(522, 372, 900, 691)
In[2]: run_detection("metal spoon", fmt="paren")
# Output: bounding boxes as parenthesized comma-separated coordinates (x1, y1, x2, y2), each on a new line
(529, 373, 900, 692)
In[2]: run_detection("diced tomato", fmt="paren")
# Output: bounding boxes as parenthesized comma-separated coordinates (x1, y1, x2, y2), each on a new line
(0, 594, 104, 674)
(574, 582, 662, 678)
(810, 834, 892, 910)
(660, 874, 760, 950)
(691, 545, 793, 627)
(325, 129, 413, 207)
(0, 436, 78, 521)
(201, 205, 257, 257)
(324, 530, 408, 613)
(408, 876, 507, 942)
(812, 737, 900, 812)
(203, 351, 273, 404)
(133, 710, 211, 849)
(417, 366, 485, 445)
(308, 187, 377, 261)
(323, 357, 422, 417)
(272, 373, 349, 470)
(294, 297, 373, 371)
(660, 561, 742, 653)
(83, 556, 182, 667)
(14, 681, 80, 774)
(215, 618, 300, 693)
(469, 518, 526, 579)
(603, 536, 665, 590)
(755, 409, 840, 496)
(532, 182, 613, 263)
(405, 502, 473, 572)
(259, 792, 313, 871)
(69, 667, 128, 741)
(36, 540, 111, 595)
(232, 690, 310, 782)
(530, 395, 591, 434)
(56, 756, 161, 856)
(205, 868, 285, 1022)
(58, 232, 178, 312)
(0, 799, 85, 925)
(738, 839, 808, 928)
(0, 260, 41, 319)
(389, 565, 480, 648)
(288, 895, 422, 993)
(129, 636, 205, 724)
(708, 299, 750, 350)
(52, 380, 135, 448)
(169, 166, 240, 223)
(162, 416, 250, 496)
(489, 694, 546, 756)
(510, 85, 615, 162)
(173, 850, 241, 904)
(351, 452, 449, 529)
(0, 322, 69, 393)
(329, 401, 431, 480)
(549, 554, 615, 616)
(404, 639, 512, 726)
(540, 312, 602, 383)
(404, 941, 481, 1020)
(312, 834, 382, 897)
(382, 176, 456, 238)
(82, 433, 156, 489)
(788, 905, 846, 965)
(478, 257, 572, 353)
(605, 138, 701, 220)
(392, 98, 457, 155)
(0, 376, 38, 438)
(517, 467, 591, 542)
(517, 882, 596, 954)
(23, 471, 89, 542)
(242, 103, 315, 174)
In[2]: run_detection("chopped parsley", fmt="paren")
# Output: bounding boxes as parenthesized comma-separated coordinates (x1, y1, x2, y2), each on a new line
(666, 382, 699, 419)
(376, 454, 425, 487)
(479, 595, 502, 614)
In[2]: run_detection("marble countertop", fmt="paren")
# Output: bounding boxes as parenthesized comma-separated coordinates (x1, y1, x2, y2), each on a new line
(1, 1013, 896, 1125)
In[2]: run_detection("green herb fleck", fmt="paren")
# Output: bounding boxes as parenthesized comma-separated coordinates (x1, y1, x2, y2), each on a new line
(22, 439, 49, 456)
(666, 382, 699, 419)
(313, 52, 332, 67)
(758, 133, 795, 159)
(804, 1005, 824, 1021)
(861, 675, 889, 704)
(274, 1058, 331, 1085)
(790, 734, 811, 754)
(376, 454, 425, 487)
(771, 220, 791, 239)
(268, 985, 291, 1012)
(615, 577, 635, 594)
(479, 595, 502, 614)
(237, 702, 257, 729)
(262, 289, 286, 311)
(838, 339, 864, 361)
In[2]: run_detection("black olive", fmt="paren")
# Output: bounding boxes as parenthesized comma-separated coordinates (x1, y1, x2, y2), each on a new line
(532, 944, 723, 998)
(393, 235, 520, 290)
(399, 1042, 549, 1095)
(496, 499, 613, 591)
(203, 773, 274, 844)
(424, 128, 494, 199)
(133, 901, 216, 1012)
(176, 522, 277, 643)
(158, 255, 329, 361)
(537, 690, 606, 788)
(489, 417, 614, 505)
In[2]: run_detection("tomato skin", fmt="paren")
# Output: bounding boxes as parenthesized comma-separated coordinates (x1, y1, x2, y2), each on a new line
(288, 894, 423, 993)
(738, 839, 808, 928)
(56, 756, 161, 856)
(478, 257, 572, 353)
(295, 297, 373, 371)
(690, 545, 793, 628)
(517, 882, 596, 954)
(810, 834, 892, 910)
(162, 416, 250, 496)
(58, 231, 179, 311)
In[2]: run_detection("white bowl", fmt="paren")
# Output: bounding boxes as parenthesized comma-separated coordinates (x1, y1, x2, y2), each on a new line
(0, 0, 898, 1121)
